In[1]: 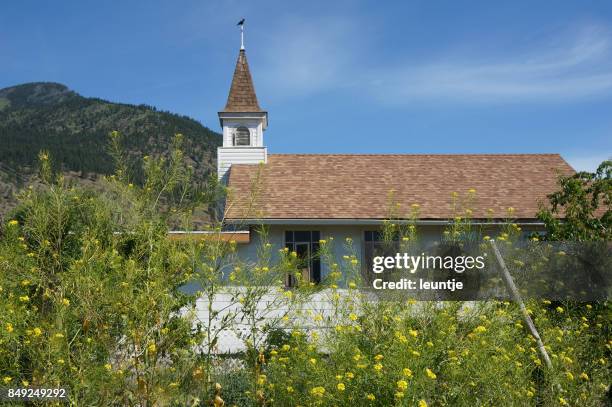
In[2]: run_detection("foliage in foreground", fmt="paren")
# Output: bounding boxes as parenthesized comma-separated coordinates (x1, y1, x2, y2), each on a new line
(537, 160, 611, 241)
(253, 299, 610, 406)
(0, 139, 209, 405)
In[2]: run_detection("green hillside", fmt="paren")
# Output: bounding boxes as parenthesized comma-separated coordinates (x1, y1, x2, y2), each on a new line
(0, 82, 221, 214)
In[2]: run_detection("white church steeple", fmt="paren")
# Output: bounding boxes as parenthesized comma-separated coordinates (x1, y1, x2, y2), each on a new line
(217, 23, 268, 182)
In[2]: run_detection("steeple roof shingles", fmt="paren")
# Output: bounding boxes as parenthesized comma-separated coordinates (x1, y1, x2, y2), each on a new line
(222, 49, 263, 112)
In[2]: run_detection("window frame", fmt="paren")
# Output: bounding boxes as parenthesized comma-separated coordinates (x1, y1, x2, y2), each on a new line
(284, 231, 321, 287)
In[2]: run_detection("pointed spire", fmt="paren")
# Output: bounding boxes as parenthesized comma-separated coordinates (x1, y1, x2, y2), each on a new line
(222, 49, 263, 112)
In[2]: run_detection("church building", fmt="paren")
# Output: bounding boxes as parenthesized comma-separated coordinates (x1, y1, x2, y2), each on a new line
(216, 39, 574, 285)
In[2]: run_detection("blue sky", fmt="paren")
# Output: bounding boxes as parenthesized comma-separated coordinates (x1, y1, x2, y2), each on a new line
(2, 1, 611, 171)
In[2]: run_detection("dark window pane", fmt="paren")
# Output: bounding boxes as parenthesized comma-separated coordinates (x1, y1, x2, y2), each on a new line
(285, 231, 294, 243)
(312, 231, 320, 242)
(312, 242, 320, 254)
(294, 231, 311, 242)
(312, 259, 321, 283)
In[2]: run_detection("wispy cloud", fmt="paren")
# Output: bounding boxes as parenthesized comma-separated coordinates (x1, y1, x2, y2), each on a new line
(257, 21, 612, 104)
(257, 16, 360, 99)
(371, 25, 612, 103)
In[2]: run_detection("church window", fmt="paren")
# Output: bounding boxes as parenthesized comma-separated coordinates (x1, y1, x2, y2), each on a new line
(233, 126, 251, 146)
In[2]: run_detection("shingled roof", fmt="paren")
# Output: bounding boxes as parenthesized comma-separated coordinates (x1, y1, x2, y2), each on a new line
(222, 49, 263, 112)
(225, 154, 574, 221)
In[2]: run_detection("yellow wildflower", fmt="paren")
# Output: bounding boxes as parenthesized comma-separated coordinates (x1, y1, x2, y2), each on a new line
(337, 383, 345, 391)
(366, 393, 375, 401)
(310, 386, 325, 397)
(425, 368, 437, 379)
(403, 368, 413, 377)
(397, 380, 408, 391)
(419, 400, 428, 407)
(6, 323, 13, 333)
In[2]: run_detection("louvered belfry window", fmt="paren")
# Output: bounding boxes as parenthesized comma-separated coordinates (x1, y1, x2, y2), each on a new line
(233, 126, 250, 146)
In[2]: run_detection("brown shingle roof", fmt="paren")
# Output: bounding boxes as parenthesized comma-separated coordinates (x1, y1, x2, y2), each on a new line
(222, 49, 263, 112)
(225, 154, 574, 220)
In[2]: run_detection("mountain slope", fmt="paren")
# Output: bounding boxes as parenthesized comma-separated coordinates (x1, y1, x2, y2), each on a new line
(0, 82, 221, 214)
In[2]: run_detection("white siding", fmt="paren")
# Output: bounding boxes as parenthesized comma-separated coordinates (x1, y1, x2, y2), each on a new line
(217, 147, 267, 181)
(191, 288, 355, 354)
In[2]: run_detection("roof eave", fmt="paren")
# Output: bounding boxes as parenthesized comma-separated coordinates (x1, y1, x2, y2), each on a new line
(218, 110, 268, 128)
(224, 218, 546, 226)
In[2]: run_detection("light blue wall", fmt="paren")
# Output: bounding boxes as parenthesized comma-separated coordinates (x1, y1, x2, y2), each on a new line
(234, 224, 545, 280)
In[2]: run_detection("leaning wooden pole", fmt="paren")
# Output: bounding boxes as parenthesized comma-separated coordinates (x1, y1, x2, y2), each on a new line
(490, 240, 553, 369)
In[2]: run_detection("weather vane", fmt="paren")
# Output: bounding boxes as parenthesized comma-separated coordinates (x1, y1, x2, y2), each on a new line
(237, 18, 245, 50)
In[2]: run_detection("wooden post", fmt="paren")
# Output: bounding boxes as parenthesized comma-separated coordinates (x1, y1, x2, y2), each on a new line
(490, 240, 552, 369)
